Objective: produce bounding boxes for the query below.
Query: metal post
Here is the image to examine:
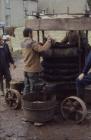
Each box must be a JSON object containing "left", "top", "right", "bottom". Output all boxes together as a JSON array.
[
  {"left": 78, "top": 31, "right": 82, "bottom": 73},
  {"left": 42, "top": 30, "right": 45, "bottom": 43},
  {"left": 37, "top": 30, "right": 40, "bottom": 42}
]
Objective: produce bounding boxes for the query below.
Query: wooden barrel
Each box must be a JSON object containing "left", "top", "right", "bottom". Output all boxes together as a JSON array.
[{"left": 22, "top": 95, "right": 56, "bottom": 122}]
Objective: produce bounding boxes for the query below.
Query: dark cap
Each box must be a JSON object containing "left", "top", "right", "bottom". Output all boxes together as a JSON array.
[{"left": 23, "top": 28, "right": 32, "bottom": 37}]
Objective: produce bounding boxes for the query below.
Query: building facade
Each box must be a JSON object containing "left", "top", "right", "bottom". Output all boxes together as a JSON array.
[
  {"left": 0, "top": 0, "right": 37, "bottom": 27},
  {"left": 38, "top": 0, "right": 88, "bottom": 14}
]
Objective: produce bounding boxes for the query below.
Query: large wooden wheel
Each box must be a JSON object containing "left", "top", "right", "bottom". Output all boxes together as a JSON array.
[
  {"left": 60, "top": 96, "right": 87, "bottom": 123},
  {"left": 5, "top": 89, "right": 21, "bottom": 110}
]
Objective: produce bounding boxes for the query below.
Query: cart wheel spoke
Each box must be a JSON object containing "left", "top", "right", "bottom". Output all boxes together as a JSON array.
[
  {"left": 65, "top": 99, "right": 73, "bottom": 106},
  {"left": 76, "top": 110, "right": 83, "bottom": 115},
  {"left": 62, "top": 106, "right": 71, "bottom": 111}
]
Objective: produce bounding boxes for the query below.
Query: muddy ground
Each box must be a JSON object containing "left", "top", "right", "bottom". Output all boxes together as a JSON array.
[{"left": 1, "top": 59, "right": 91, "bottom": 140}]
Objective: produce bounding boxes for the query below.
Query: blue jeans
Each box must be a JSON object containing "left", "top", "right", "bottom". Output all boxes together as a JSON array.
[
  {"left": 76, "top": 72, "right": 91, "bottom": 100},
  {"left": 23, "top": 72, "right": 41, "bottom": 95}
]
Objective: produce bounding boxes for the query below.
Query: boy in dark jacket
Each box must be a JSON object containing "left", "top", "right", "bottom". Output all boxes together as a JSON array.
[{"left": 0, "top": 36, "right": 15, "bottom": 95}]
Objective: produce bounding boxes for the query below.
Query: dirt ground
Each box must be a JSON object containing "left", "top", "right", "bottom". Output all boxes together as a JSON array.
[{"left": 1, "top": 59, "right": 91, "bottom": 140}]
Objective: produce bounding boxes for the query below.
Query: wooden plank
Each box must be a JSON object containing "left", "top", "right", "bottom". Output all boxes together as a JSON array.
[{"left": 25, "top": 17, "right": 91, "bottom": 31}]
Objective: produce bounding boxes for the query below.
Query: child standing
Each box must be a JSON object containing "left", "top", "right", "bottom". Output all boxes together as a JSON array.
[{"left": 21, "top": 28, "right": 52, "bottom": 96}]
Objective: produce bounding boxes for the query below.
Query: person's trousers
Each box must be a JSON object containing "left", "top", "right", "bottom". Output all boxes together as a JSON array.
[
  {"left": 0, "top": 69, "right": 11, "bottom": 93},
  {"left": 0, "top": 75, "right": 4, "bottom": 93},
  {"left": 76, "top": 72, "right": 91, "bottom": 100},
  {"left": 4, "top": 69, "right": 11, "bottom": 89},
  {"left": 23, "top": 72, "right": 41, "bottom": 95}
]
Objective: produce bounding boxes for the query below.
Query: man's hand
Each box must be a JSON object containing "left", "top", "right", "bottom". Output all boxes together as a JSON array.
[
  {"left": 47, "top": 36, "right": 52, "bottom": 42},
  {"left": 47, "top": 36, "right": 55, "bottom": 45},
  {"left": 78, "top": 73, "right": 85, "bottom": 80}
]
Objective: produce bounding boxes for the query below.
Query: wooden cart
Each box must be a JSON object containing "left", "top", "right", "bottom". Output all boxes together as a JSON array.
[{"left": 5, "top": 16, "right": 91, "bottom": 123}]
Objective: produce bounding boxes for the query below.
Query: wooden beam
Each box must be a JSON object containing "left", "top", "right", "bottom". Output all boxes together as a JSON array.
[{"left": 25, "top": 17, "right": 91, "bottom": 31}]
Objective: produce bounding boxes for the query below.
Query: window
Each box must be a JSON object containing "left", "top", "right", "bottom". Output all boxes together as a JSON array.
[
  {"left": 5, "top": 0, "right": 10, "bottom": 9},
  {"left": 6, "top": 0, "right": 9, "bottom": 4},
  {"left": 5, "top": 15, "right": 11, "bottom": 26}
]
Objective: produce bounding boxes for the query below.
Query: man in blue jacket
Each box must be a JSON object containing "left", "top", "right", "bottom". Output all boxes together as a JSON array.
[
  {"left": 76, "top": 51, "right": 91, "bottom": 100},
  {"left": 0, "top": 36, "right": 16, "bottom": 95}
]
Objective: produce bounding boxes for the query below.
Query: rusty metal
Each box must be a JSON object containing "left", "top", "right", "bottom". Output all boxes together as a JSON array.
[
  {"left": 23, "top": 95, "right": 56, "bottom": 122},
  {"left": 60, "top": 96, "right": 87, "bottom": 123},
  {"left": 5, "top": 89, "right": 21, "bottom": 110}
]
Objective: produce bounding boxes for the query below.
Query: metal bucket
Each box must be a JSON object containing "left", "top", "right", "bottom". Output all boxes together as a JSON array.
[{"left": 22, "top": 95, "right": 56, "bottom": 122}]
